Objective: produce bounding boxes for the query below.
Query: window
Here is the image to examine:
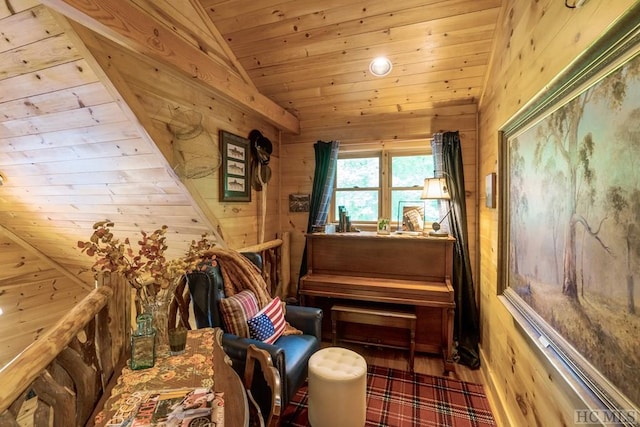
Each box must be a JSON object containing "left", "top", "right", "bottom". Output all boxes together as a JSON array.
[
  {"left": 332, "top": 150, "right": 440, "bottom": 229},
  {"left": 334, "top": 155, "right": 380, "bottom": 222}
]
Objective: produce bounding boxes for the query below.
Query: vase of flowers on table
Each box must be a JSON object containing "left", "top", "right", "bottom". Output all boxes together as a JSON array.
[{"left": 78, "top": 221, "right": 217, "bottom": 353}]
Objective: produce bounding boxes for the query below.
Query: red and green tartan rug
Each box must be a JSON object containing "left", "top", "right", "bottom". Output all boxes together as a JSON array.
[{"left": 281, "top": 365, "right": 496, "bottom": 427}]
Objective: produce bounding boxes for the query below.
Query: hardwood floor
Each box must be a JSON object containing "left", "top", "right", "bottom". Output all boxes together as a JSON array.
[{"left": 321, "top": 340, "right": 484, "bottom": 384}]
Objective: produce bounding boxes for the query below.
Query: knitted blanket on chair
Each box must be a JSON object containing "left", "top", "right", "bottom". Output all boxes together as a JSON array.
[{"left": 204, "top": 247, "right": 301, "bottom": 336}]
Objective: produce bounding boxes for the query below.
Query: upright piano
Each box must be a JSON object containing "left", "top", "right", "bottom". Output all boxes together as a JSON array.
[{"left": 299, "top": 231, "right": 456, "bottom": 373}]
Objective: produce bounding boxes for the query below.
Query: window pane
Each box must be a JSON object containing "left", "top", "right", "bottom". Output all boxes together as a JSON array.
[
  {"left": 335, "top": 190, "right": 378, "bottom": 221},
  {"left": 336, "top": 157, "right": 379, "bottom": 188},
  {"left": 391, "top": 190, "right": 421, "bottom": 222},
  {"left": 391, "top": 155, "right": 433, "bottom": 187},
  {"left": 424, "top": 200, "right": 441, "bottom": 223},
  {"left": 391, "top": 190, "right": 440, "bottom": 223}
]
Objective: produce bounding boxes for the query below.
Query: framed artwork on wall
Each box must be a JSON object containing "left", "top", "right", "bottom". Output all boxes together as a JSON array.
[
  {"left": 498, "top": 4, "right": 640, "bottom": 417},
  {"left": 220, "top": 130, "right": 251, "bottom": 202},
  {"left": 485, "top": 173, "right": 496, "bottom": 209},
  {"left": 289, "top": 194, "right": 310, "bottom": 212}
]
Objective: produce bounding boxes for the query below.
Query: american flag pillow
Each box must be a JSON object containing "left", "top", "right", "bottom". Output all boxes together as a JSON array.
[{"left": 247, "top": 297, "right": 286, "bottom": 344}]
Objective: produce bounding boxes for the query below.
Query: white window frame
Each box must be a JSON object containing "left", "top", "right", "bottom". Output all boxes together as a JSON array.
[{"left": 330, "top": 148, "right": 433, "bottom": 231}]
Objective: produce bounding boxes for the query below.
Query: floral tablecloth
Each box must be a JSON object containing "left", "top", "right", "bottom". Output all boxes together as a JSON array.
[{"left": 94, "top": 328, "right": 218, "bottom": 426}]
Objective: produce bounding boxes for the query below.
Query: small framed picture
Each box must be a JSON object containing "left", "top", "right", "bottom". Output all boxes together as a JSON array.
[
  {"left": 220, "top": 130, "right": 251, "bottom": 202},
  {"left": 289, "top": 194, "right": 310, "bottom": 212}
]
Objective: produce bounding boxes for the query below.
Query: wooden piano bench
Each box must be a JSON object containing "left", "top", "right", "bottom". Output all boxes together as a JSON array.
[{"left": 331, "top": 304, "right": 417, "bottom": 372}]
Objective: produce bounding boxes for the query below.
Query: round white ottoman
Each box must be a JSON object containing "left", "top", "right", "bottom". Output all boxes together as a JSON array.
[{"left": 307, "top": 347, "right": 367, "bottom": 427}]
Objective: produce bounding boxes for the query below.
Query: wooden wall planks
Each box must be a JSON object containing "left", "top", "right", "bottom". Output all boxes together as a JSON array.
[
  {"left": 74, "top": 29, "right": 284, "bottom": 250},
  {"left": 0, "top": 233, "right": 89, "bottom": 367},
  {"left": 477, "top": 0, "right": 638, "bottom": 425}
]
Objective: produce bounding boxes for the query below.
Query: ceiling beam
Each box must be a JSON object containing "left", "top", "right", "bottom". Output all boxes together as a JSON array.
[{"left": 40, "top": 0, "right": 300, "bottom": 134}]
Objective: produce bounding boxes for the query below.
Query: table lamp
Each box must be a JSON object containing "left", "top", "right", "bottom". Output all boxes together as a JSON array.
[{"left": 421, "top": 177, "right": 451, "bottom": 237}]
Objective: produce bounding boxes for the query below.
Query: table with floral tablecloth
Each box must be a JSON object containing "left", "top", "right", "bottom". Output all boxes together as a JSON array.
[{"left": 94, "top": 328, "right": 221, "bottom": 426}]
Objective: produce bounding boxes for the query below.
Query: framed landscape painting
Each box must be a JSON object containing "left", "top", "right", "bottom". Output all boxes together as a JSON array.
[{"left": 498, "top": 5, "right": 640, "bottom": 420}]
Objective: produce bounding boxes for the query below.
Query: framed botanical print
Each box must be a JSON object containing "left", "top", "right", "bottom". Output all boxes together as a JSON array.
[{"left": 220, "top": 130, "right": 250, "bottom": 202}]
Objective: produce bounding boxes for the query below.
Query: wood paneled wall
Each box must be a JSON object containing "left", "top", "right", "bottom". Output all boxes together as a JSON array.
[
  {"left": 0, "top": 1, "right": 214, "bottom": 365},
  {"left": 73, "top": 27, "right": 283, "bottom": 250},
  {"left": 477, "top": 0, "right": 637, "bottom": 425},
  {"left": 0, "top": 232, "right": 88, "bottom": 366}
]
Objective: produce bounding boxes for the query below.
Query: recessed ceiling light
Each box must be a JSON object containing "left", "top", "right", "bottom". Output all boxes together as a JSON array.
[{"left": 369, "top": 57, "right": 392, "bottom": 77}]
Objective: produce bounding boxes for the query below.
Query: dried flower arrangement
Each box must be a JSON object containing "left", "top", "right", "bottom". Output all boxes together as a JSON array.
[{"left": 78, "top": 221, "right": 217, "bottom": 306}]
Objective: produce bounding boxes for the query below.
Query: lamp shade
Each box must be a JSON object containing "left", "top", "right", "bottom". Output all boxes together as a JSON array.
[{"left": 421, "top": 177, "right": 450, "bottom": 200}]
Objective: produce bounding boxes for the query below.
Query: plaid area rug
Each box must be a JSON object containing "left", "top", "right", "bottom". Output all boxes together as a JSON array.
[{"left": 281, "top": 365, "right": 496, "bottom": 427}]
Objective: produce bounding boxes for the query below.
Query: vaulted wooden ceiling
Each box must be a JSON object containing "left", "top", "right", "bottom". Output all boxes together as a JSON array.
[
  {"left": 206, "top": 0, "right": 502, "bottom": 145},
  {"left": 204, "top": 0, "right": 501, "bottom": 126},
  {"left": 46, "top": 0, "right": 502, "bottom": 141}
]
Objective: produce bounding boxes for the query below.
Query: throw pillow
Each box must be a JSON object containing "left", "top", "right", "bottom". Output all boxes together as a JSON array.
[
  {"left": 246, "top": 313, "right": 275, "bottom": 342},
  {"left": 219, "top": 290, "right": 259, "bottom": 338},
  {"left": 247, "top": 297, "right": 286, "bottom": 344}
]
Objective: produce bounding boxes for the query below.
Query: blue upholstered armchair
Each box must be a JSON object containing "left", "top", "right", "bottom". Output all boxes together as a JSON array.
[{"left": 186, "top": 252, "right": 322, "bottom": 407}]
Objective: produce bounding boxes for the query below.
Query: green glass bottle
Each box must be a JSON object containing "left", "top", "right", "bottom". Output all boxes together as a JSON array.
[{"left": 130, "top": 313, "right": 156, "bottom": 370}]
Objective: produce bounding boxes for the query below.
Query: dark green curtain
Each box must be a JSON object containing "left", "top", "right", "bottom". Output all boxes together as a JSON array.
[
  {"left": 297, "top": 140, "right": 340, "bottom": 298},
  {"left": 442, "top": 131, "right": 480, "bottom": 369}
]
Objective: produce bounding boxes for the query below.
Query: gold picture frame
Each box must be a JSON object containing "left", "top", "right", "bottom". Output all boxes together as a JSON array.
[{"left": 498, "top": 4, "right": 640, "bottom": 415}]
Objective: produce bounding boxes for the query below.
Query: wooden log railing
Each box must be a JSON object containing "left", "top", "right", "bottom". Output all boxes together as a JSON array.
[
  {"left": 0, "top": 274, "right": 130, "bottom": 427},
  {"left": 0, "top": 236, "right": 289, "bottom": 426},
  {"left": 239, "top": 232, "right": 290, "bottom": 298},
  {"left": 169, "top": 235, "right": 290, "bottom": 330}
]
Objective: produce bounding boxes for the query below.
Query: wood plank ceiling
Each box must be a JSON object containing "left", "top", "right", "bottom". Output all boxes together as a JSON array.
[{"left": 202, "top": 0, "right": 502, "bottom": 143}]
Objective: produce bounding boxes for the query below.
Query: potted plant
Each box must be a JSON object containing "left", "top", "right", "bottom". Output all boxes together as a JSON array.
[{"left": 377, "top": 218, "right": 390, "bottom": 235}]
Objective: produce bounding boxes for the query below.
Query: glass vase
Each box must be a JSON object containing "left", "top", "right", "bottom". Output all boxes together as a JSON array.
[
  {"left": 144, "top": 300, "right": 169, "bottom": 355},
  {"left": 130, "top": 313, "right": 156, "bottom": 370}
]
